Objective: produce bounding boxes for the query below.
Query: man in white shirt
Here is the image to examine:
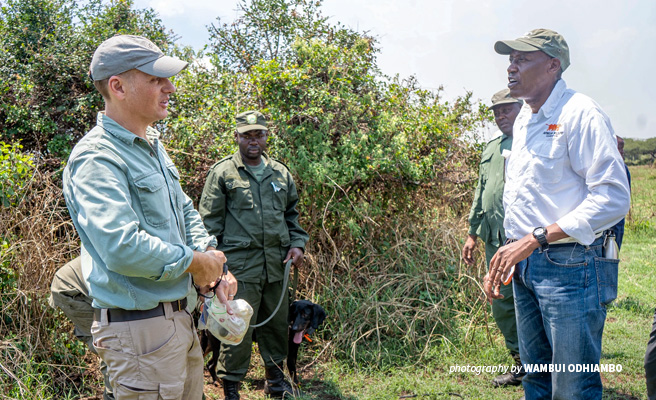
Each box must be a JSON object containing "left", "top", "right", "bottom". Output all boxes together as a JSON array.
[{"left": 485, "top": 29, "right": 630, "bottom": 400}]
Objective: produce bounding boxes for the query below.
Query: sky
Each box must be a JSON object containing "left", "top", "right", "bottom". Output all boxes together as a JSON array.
[{"left": 134, "top": 0, "right": 656, "bottom": 140}]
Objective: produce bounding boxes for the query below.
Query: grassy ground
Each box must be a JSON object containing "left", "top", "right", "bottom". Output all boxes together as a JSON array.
[{"left": 228, "top": 165, "right": 654, "bottom": 400}]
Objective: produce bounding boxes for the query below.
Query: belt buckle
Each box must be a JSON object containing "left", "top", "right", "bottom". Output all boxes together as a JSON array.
[{"left": 175, "top": 299, "right": 183, "bottom": 311}]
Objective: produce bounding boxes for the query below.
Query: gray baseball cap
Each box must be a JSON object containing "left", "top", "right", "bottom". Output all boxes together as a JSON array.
[
  {"left": 236, "top": 111, "right": 268, "bottom": 133},
  {"left": 490, "top": 88, "right": 523, "bottom": 109},
  {"left": 90, "top": 35, "right": 188, "bottom": 81},
  {"left": 494, "top": 28, "right": 570, "bottom": 72}
]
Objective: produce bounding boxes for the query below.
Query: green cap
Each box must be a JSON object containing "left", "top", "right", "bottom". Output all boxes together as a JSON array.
[
  {"left": 494, "top": 28, "right": 570, "bottom": 72},
  {"left": 90, "top": 35, "right": 188, "bottom": 81},
  {"left": 490, "top": 88, "right": 523, "bottom": 109},
  {"left": 236, "top": 111, "right": 268, "bottom": 133}
]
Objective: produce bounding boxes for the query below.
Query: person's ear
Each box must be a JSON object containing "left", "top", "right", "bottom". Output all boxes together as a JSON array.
[
  {"left": 548, "top": 57, "right": 561, "bottom": 75},
  {"left": 107, "top": 75, "right": 127, "bottom": 101}
]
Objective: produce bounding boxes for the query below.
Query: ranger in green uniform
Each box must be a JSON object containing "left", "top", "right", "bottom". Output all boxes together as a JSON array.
[
  {"left": 462, "top": 89, "right": 525, "bottom": 387},
  {"left": 199, "top": 111, "right": 309, "bottom": 400}
]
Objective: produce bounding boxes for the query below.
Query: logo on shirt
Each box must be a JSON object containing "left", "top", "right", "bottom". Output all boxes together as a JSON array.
[{"left": 543, "top": 123, "right": 564, "bottom": 138}]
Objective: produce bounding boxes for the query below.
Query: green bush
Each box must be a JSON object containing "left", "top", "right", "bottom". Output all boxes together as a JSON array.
[
  {"left": 0, "top": 141, "right": 34, "bottom": 207},
  {"left": 0, "top": 0, "right": 176, "bottom": 159}
]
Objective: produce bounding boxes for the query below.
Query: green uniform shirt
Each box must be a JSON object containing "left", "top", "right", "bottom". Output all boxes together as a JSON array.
[
  {"left": 467, "top": 133, "right": 512, "bottom": 247},
  {"left": 199, "top": 152, "right": 309, "bottom": 283}
]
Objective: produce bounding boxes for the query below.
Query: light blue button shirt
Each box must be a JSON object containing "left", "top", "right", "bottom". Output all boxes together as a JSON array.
[{"left": 63, "top": 113, "right": 217, "bottom": 309}]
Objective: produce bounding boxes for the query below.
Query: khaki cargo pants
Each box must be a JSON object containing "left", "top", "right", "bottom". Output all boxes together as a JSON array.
[{"left": 92, "top": 304, "right": 204, "bottom": 399}]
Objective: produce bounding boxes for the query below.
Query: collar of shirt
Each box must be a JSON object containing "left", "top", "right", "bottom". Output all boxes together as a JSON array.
[
  {"left": 232, "top": 151, "right": 271, "bottom": 170},
  {"left": 537, "top": 79, "right": 567, "bottom": 120},
  {"left": 96, "top": 112, "right": 160, "bottom": 146}
]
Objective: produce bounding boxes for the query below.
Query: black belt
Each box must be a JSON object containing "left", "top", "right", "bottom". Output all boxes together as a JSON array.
[{"left": 94, "top": 298, "right": 187, "bottom": 323}]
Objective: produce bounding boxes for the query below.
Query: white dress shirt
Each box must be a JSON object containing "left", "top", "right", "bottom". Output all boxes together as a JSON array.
[{"left": 503, "top": 79, "right": 630, "bottom": 245}]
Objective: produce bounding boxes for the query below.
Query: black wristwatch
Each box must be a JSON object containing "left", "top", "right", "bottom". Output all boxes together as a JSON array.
[{"left": 532, "top": 227, "right": 549, "bottom": 252}]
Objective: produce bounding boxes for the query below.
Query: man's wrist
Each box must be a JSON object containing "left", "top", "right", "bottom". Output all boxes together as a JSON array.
[{"left": 531, "top": 227, "right": 549, "bottom": 251}]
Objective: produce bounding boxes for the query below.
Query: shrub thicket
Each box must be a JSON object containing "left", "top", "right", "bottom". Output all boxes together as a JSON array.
[
  {"left": 1, "top": 0, "right": 492, "bottom": 396},
  {"left": 0, "top": 0, "right": 174, "bottom": 158}
]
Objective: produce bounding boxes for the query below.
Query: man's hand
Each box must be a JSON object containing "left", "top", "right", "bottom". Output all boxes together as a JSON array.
[
  {"left": 462, "top": 234, "right": 478, "bottom": 266},
  {"left": 482, "top": 272, "right": 497, "bottom": 305},
  {"left": 186, "top": 250, "right": 227, "bottom": 287},
  {"left": 485, "top": 223, "right": 568, "bottom": 302},
  {"left": 284, "top": 247, "right": 304, "bottom": 268},
  {"left": 212, "top": 271, "right": 238, "bottom": 314},
  {"left": 485, "top": 235, "right": 537, "bottom": 301}
]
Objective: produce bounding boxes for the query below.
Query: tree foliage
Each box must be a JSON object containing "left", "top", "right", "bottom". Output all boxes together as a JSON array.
[
  {"left": 0, "top": 0, "right": 175, "bottom": 159},
  {"left": 624, "top": 137, "right": 656, "bottom": 166}
]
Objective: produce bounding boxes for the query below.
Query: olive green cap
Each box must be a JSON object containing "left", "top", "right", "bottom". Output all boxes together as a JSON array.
[
  {"left": 236, "top": 110, "right": 268, "bottom": 133},
  {"left": 490, "top": 88, "right": 523, "bottom": 109},
  {"left": 494, "top": 28, "right": 570, "bottom": 72},
  {"left": 90, "top": 35, "right": 187, "bottom": 81}
]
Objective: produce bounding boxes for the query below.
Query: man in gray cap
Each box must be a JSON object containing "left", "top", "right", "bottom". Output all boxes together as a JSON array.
[
  {"left": 200, "top": 110, "right": 309, "bottom": 400},
  {"left": 62, "top": 35, "right": 237, "bottom": 399},
  {"left": 463, "top": 88, "right": 524, "bottom": 388},
  {"left": 485, "top": 29, "right": 630, "bottom": 399}
]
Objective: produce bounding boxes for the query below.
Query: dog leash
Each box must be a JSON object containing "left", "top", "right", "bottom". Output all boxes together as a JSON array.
[{"left": 251, "top": 259, "right": 294, "bottom": 328}]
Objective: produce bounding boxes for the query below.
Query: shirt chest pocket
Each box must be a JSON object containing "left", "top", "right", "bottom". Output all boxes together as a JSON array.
[
  {"left": 226, "top": 179, "right": 254, "bottom": 210},
  {"left": 271, "top": 179, "right": 288, "bottom": 211},
  {"left": 528, "top": 134, "right": 568, "bottom": 184},
  {"left": 133, "top": 173, "right": 170, "bottom": 227}
]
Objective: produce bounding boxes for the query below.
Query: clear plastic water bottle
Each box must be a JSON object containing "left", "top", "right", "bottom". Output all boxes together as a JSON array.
[{"left": 205, "top": 298, "right": 253, "bottom": 345}]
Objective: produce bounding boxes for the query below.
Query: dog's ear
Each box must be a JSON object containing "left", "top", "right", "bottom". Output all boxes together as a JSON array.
[
  {"left": 288, "top": 301, "right": 299, "bottom": 324},
  {"left": 311, "top": 304, "right": 326, "bottom": 330}
]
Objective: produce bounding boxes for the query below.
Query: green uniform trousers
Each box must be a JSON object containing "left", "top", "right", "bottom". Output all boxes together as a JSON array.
[
  {"left": 49, "top": 257, "right": 114, "bottom": 400},
  {"left": 218, "top": 268, "right": 289, "bottom": 382},
  {"left": 486, "top": 242, "right": 520, "bottom": 355}
]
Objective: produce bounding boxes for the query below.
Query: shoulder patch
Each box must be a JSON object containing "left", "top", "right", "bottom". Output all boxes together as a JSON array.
[
  {"left": 209, "top": 155, "right": 234, "bottom": 171},
  {"left": 486, "top": 135, "right": 503, "bottom": 145}
]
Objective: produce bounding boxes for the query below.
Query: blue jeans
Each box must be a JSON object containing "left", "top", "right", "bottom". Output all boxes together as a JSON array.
[{"left": 512, "top": 236, "right": 618, "bottom": 400}]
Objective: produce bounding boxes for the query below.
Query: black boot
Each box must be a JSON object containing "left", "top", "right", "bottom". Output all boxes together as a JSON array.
[
  {"left": 222, "top": 379, "right": 240, "bottom": 400},
  {"left": 492, "top": 353, "right": 526, "bottom": 387},
  {"left": 264, "top": 364, "right": 298, "bottom": 398}
]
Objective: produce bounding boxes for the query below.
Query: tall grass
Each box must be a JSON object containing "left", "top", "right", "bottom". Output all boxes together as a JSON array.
[{"left": 0, "top": 166, "right": 101, "bottom": 399}]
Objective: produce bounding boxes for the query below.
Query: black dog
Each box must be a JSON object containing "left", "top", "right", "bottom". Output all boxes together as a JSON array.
[
  {"left": 287, "top": 299, "right": 326, "bottom": 384},
  {"left": 200, "top": 328, "right": 222, "bottom": 383},
  {"left": 201, "top": 299, "right": 326, "bottom": 384}
]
